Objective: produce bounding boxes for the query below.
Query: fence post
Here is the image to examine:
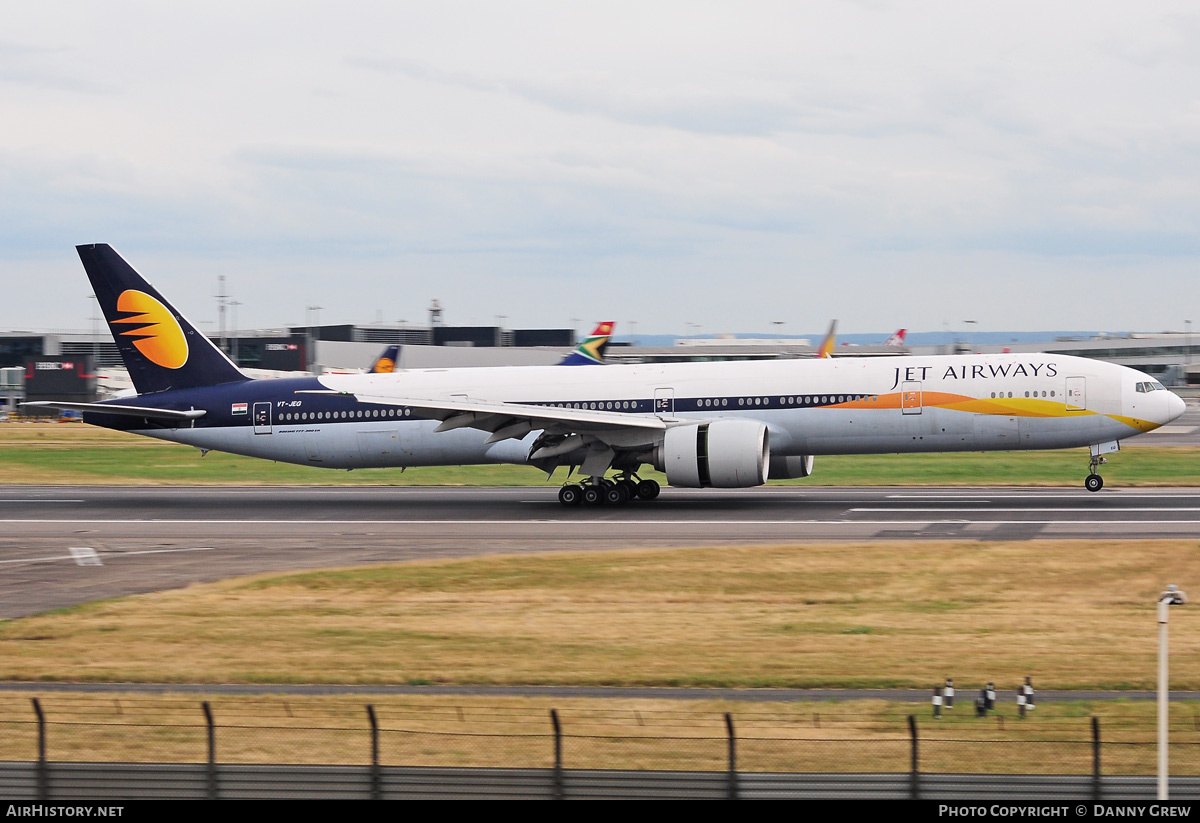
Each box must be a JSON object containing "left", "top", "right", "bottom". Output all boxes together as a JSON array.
[
  {"left": 32, "top": 698, "right": 46, "bottom": 802},
  {"left": 725, "top": 712, "right": 738, "bottom": 800},
  {"left": 367, "top": 705, "right": 380, "bottom": 801},
  {"left": 202, "top": 701, "right": 217, "bottom": 800},
  {"left": 551, "top": 709, "right": 563, "bottom": 800},
  {"left": 908, "top": 715, "right": 919, "bottom": 801},
  {"left": 1092, "top": 716, "right": 1101, "bottom": 803}
]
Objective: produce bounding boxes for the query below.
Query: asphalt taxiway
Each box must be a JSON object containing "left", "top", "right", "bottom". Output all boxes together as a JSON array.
[{"left": 3, "top": 484, "right": 1200, "bottom": 618}]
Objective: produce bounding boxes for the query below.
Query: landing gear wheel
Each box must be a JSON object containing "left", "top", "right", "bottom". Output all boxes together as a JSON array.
[
  {"left": 616, "top": 479, "right": 638, "bottom": 500},
  {"left": 604, "top": 483, "right": 631, "bottom": 505},
  {"left": 558, "top": 485, "right": 583, "bottom": 506},
  {"left": 1085, "top": 474, "right": 1103, "bottom": 493},
  {"left": 582, "top": 485, "right": 604, "bottom": 505},
  {"left": 635, "top": 479, "right": 661, "bottom": 500}
]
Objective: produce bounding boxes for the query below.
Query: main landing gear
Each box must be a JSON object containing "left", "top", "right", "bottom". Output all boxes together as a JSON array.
[{"left": 558, "top": 474, "right": 661, "bottom": 506}]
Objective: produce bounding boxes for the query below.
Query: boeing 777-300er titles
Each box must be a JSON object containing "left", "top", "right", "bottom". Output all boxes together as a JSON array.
[{"left": 25, "top": 245, "right": 1187, "bottom": 506}]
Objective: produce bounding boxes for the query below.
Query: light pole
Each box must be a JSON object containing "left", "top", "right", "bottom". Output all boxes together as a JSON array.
[
  {"left": 1158, "top": 584, "right": 1187, "bottom": 800},
  {"left": 88, "top": 294, "right": 99, "bottom": 368},
  {"left": 306, "top": 305, "right": 322, "bottom": 373},
  {"left": 228, "top": 300, "right": 241, "bottom": 365}
]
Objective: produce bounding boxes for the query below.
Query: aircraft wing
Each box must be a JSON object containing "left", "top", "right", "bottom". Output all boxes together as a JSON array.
[
  {"left": 21, "top": 401, "right": 206, "bottom": 421},
  {"left": 298, "top": 389, "right": 669, "bottom": 445}
]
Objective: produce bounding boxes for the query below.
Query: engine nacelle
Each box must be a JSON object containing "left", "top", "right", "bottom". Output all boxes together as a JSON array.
[
  {"left": 768, "top": 454, "right": 815, "bottom": 479},
  {"left": 656, "top": 420, "right": 769, "bottom": 488}
]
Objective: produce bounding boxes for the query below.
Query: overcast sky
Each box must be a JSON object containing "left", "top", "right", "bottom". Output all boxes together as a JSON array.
[{"left": 3, "top": 2, "right": 1198, "bottom": 338}]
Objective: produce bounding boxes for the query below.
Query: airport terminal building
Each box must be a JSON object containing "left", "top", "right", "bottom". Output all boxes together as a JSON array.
[{"left": 2, "top": 325, "right": 1198, "bottom": 414}]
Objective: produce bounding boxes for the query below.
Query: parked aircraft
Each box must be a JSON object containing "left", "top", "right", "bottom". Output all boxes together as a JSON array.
[
  {"left": 25, "top": 245, "right": 1186, "bottom": 505},
  {"left": 816, "top": 320, "right": 836, "bottom": 358},
  {"left": 558, "top": 321, "right": 615, "bottom": 366},
  {"left": 368, "top": 346, "right": 400, "bottom": 374},
  {"left": 884, "top": 329, "right": 907, "bottom": 347},
  {"left": 361, "top": 322, "right": 611, "bottom": 374}
]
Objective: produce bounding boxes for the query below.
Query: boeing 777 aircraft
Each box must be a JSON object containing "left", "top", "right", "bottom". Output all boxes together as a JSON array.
[{"left": 26, "top": 245, "right": 1186, "bottom": 506}]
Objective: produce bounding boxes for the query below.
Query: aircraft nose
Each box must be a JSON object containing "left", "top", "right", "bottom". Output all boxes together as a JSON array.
[{"left": 1167, "top": 391, "right": 1186, "bottom": 423}]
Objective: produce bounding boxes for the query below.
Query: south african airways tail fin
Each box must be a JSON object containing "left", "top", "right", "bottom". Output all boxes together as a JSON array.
[
  {"left": 558, "top": 321, "right": 614, "bottom": 366},
  {"left": 76, "top": 244, "right": 249, "bottom": 395}
]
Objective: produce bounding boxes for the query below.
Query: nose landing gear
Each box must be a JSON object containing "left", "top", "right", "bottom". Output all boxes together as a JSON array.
[
  {"left": 1084, "top": 440, "right": 1120, "bottom": 492},
  {"left": 1085, "top": 455, "right": 1106, "bottom": 493}
]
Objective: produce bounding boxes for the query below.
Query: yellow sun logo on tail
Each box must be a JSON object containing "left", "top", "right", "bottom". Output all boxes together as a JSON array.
[{"left": 110, "top": 290, "right": 189, "bottom": 369}]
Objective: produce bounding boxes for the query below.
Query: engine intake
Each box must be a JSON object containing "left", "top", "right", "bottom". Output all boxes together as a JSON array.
[{"left": 656, "top": 420, "right": 769, "bottom": 488}]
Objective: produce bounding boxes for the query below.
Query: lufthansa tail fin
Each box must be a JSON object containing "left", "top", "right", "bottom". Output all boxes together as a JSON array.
[
  {"left": 559, "top": 321, "right": 614, "bottom": 366},
  {"left": 369, "top": 345, "right": 400, "bottom": 374},
  {"left": 77, "top": 244, "right": 249, "bottom": 395}
]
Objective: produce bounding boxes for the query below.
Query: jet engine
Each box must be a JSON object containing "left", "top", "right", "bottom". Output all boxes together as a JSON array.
[
  {"left": 655, "top": 420, "right": 769, "bottom": 488},
  {"left": 768, "top": 454, "right": 815, "bottom": 479}
]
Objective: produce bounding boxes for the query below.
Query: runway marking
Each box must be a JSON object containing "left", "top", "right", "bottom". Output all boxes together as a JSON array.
[
  {"left": 0, "top": 499, "right": 84, "bottom": 503},
  {"left": 0, "top": 546, "right": 214, "bottom": 566},
  {"left": 854, "top": 507, "right": 1200, "bottom": 513},
  {"left": 68, "top": 547, "right": 102, "bottom": 566},
  {"left": 112, "top": 547, "right": 216, "bottom": 557},
  {"left": 3, "top": 518, "right": 1200, "bottom": 527}
]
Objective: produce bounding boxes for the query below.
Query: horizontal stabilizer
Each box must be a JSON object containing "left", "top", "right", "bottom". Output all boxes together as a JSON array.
[{"left": 21, "top": 401, "right": 206, "bottom": 421}]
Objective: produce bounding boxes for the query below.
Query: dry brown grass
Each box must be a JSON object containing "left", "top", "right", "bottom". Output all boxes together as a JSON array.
[
  {"left": 2, "top": 541, "right": 1198, "bottom": 690},
  {"left": 1, "top": 693, "right": 1196, "bottom": 774}
]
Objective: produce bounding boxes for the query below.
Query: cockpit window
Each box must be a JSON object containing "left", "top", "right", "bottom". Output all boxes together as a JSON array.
[
  {"left": 1136, "top": 382, "right": 1147, "bottom": 393},
  {"left": 1151, "top": 381, "right": 1165, "bottom": 391}
]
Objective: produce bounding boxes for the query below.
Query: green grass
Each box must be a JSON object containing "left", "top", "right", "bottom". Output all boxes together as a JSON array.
[{"left": 2, "top": 423, "right": 1199, "bottom": 485}]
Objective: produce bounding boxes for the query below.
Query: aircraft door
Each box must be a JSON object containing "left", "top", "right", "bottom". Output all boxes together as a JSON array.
[
  {"left": 1066, "top": 377, "right": 1086, "bottom": 411},
  {"left": 654, "top": 388, "right": 674, "bottom": 417},
  {"left": 253, "top": 402, "right": 272, "bottom": 435},
  {"left": 901, "top": 381, "right": 922, "bottom": 415}
]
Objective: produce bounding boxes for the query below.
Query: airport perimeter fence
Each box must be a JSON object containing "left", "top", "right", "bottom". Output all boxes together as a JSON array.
[{"left": 1, "top": 698, "right": 1200, "bottom": 799}]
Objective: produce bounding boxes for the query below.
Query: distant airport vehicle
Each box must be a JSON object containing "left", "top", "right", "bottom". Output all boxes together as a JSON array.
[
  {"left": 24, "top": 245, "right": 1186, "bottom": 505},
  {"left": 884, "top": 329, "right": 907, "bottom": 347}
]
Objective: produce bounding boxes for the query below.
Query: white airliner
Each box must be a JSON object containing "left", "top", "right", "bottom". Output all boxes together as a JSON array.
[{"left": 26, "top": 245, "right": 1186, "bottom": 505}]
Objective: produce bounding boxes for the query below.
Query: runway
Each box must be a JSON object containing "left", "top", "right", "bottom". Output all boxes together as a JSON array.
[{"left": 3, "top": 484, "right": 1200, "bottom": 617}]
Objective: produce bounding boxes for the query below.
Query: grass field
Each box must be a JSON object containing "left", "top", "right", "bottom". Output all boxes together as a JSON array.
[
  {"left": 2, "top": 692, "right": 1196, "bottom": 773},
  {"left": 2, "top": 541, "right": 1198, "bottom": 690},
  {"left": 4, "top": 425, "right": 1199, "bottom": 771},
  {"left": 2, "top": 422, "right": 1199, "bottom": 486}
]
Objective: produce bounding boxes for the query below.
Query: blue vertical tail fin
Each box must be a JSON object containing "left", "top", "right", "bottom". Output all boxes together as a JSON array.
[
  {"left": 77, "top": 244, "right": 249, "bottom": 394},
  {"left": 369, "top": 345, "right": 400, "bottom": 373}
]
